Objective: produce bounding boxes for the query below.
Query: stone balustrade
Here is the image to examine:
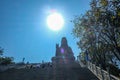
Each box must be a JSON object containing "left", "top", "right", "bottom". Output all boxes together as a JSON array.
[{"left": 87, "top": 61, "right": 120, "bottom": 80}]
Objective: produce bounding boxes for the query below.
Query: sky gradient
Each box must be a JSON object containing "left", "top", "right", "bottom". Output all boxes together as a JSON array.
[{"left": 0, "top": 0, "right": 90, "bottom": 63}]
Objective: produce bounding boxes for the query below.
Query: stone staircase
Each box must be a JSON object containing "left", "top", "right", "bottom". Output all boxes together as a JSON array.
[{"left": 0, "top": 63, "right": 99, "bottom": 80}]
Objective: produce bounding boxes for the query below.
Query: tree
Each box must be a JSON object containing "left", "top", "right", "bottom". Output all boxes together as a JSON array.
[
  {"left": 0, "top": 57, "right": 14, "bottom": 65},
  {"left": 72, "top": 0, "right": 120, "bottom": 70},
  {"left": 0, "top": 47, "right": 4, "bottom": 56},
  {"left": 0, "top": 47, "right": 14, "bottom": 65}
]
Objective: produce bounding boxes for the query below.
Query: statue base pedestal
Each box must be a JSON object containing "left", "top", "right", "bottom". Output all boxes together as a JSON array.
[{"left": 52, "top": 56, "right": 75, "bottom": 67}]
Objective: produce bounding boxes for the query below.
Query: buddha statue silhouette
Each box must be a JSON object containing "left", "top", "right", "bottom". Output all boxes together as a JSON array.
[{"left": 52, "top": 37, "right": 75, "bottom": 65}]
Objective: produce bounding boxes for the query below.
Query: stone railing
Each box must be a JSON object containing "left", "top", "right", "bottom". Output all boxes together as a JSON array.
[
  {"left": 87, "top": 61, "right": 120, "bottom": 80},
  {"left": 0, "top": 64, "right": 26, "bottom": 72}
]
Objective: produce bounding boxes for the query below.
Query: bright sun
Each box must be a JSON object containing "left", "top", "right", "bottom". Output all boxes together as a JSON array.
[{"left": 47, "top": 12, "right": 64, "bottom": 31}]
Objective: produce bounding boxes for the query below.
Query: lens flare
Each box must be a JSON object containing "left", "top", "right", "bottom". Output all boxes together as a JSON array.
[{"left": 61, "top": 48, "right": 64, "bottom": 54}]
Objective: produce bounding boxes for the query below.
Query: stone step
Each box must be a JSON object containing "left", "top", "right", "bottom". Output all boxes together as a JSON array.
[{"left": 0, "top": 63, "right": 99, "bottom": 80}]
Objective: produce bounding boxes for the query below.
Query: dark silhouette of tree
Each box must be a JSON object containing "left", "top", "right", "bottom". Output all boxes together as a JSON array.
[
  {"left": 0, "top": 47, "right": 14, "bottom": 65},
  {"left": 72, "top": 0, "right": 120, "bottom": 71},
  {"left": 0, "top": 57, "right": 14, "bottom": 65},
  {"left": 0, "top": 47, "right": 4, "bottom": 56}
]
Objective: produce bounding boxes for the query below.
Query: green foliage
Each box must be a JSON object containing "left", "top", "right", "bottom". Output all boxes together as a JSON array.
[
  {"left": 0, "top": 47, "right": 14, "bottom": 65},
  {"left": 80, "top": 52, "right": 87, "bottom": 65},
  {"left": 0, "top": 47, "right": 4, "bottom": 56},
  {"left": 0, "top": 57, "right": 14, "bottom": 65},
  {"left": 72, "top": 0, "right": 120, "bottom": 70}
]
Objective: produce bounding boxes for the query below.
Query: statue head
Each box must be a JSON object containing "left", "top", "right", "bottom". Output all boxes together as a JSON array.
[{"left": 61, "top": 37, "right": 68, "bottom": 47}]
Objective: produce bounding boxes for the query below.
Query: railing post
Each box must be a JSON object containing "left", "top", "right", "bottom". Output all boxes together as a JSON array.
[
  {"left": 107, "top": 67, "right": 111, "bottom": 80},
  {"left": 99, "top": 64, "right": 104, "bottom": 80},
  {"left": 87, "top": 61, "right": 88, "bottom": 68},
  {"left": 95, "top": 63, "right": 98, "bottom": 76},
  {"left": 93, "top": 64, "right": 96, "bottom": 73},
  {"left": 89, "top": 62, "right": 91, "bottom": 70},
  {"left": 92, "top": 63, "right": 94, "bottom": 72}
]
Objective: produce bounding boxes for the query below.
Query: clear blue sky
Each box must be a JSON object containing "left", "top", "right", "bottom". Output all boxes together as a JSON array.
[{"left": 0, "top": 0, "right": 90, "bottom": 63}]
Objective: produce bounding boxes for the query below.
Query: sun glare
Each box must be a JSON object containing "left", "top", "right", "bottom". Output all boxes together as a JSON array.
[{"left": 47, "top": 12, "right": 64, "bottom": 31}]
